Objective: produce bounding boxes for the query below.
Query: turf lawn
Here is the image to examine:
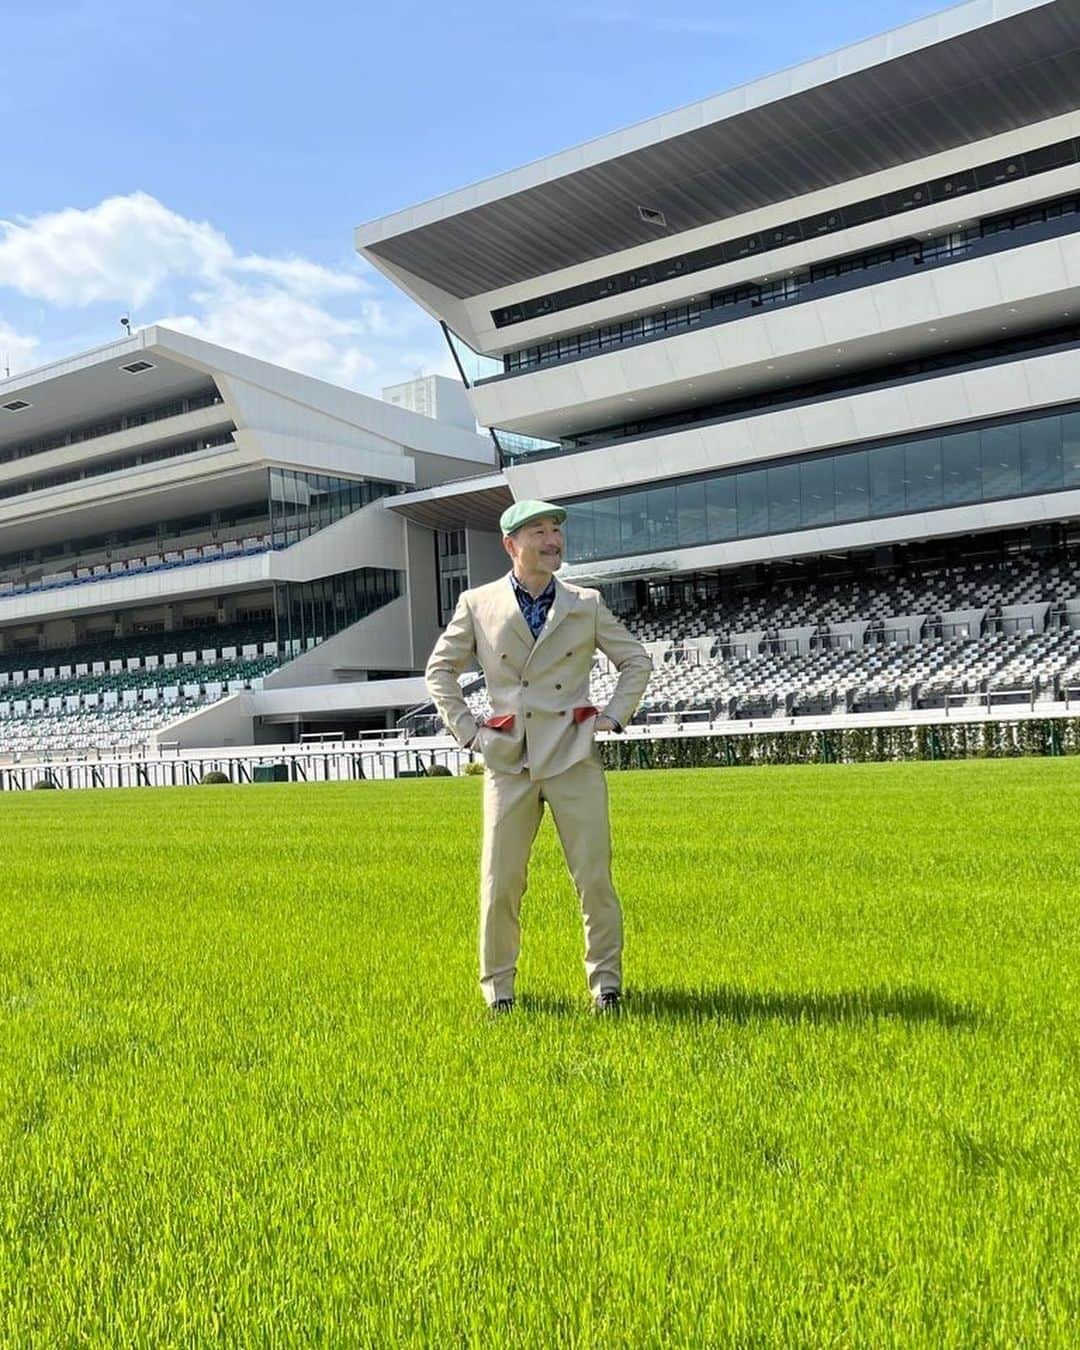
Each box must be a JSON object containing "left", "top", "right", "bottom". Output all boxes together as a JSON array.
[{"left": 1, "top": 759, "right": 1077, "bottom": 1346}]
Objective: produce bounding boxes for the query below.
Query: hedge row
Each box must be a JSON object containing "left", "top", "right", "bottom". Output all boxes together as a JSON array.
[{"left": 597, "top": 719, "right": 1080, "bottom": 770}]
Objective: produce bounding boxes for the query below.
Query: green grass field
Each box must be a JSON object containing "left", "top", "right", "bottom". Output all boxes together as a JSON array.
[{"left": 1, "top": 760, "right": 1077, "bottom": 1346}]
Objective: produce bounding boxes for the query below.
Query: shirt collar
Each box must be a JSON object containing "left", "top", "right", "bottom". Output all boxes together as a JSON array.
[{"left": 509, "top": 572, "right": 556, "bottom": 602}]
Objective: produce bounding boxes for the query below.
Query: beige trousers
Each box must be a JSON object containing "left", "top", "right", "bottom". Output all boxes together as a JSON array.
[{"left": 479, "top": 751, "right": 623, "bottom": 1005}]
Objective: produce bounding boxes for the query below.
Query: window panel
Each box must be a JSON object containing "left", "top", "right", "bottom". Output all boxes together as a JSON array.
[
  {"left": 675, "top": 479, "right": 707, "bottom": 546},
  {"left": 1062, "top": 411, "right": 1080, "bottom": 486},
  {"left": 593, "top": 498, "right": 621, "bottom": 557},
  {"left": 981, "top": 423, "right": 1022, "bottom": 498},
  {"left": 904, "top": 437, "right": 943, "bottom": 511},
  {"left": 1021, "top": 415, "right": 1063, "bottom": 492},
  {"left": 645, "top": 485, "right": 677, "bottom": 550},
  {"left": 833, "top": 451, "right": 868, "bottom": 522},
  {"left": 800, "top": 455, "right": 835, "bottom": 526},
  {"left": 942, "top": 430, "right": 981, "bottom": 505},
  {"left": 736, "top": 469, "right": 768, "bottom": 537},
  {"left": 767, "top": 463, "right": 801, "bottom": 532},
  {"left": 619, "top": 490, "right": 651, "bottom": 554},
  {"left": 565, "top": 502, "right": 595, "bottom": 562},
  {"left": 705, "top": 477, "right": 737, "bottom": 541},
  {"left": 868, "top": 443, "right": 906, "bottom": 515}
]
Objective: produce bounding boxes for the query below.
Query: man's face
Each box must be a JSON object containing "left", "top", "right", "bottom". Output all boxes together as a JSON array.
[{"left": 504, "top": 516, "right": 564, "bottom": 575}]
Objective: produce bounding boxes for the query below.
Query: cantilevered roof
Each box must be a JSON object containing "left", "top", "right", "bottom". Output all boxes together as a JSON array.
[
  {"left": 356, "top": 0, "right": 1080, "bottom": 297},
  {"left": 384, "top": 472, "right": 512, "bottom": 532}
]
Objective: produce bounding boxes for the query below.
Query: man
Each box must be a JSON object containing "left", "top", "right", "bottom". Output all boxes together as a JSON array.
[{"left": 425, "top": 498, "right": 651, "bottom": 1017}]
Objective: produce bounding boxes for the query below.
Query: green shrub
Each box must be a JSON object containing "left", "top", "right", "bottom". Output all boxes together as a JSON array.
[
  {"left": 464, "top": 761, "right": 485, "bottom": 776},
  {"left": 31, "top": 778, "right": 58, "bottom": 790},
  {"left": 427, "top": 764, "right": 453, "bottom": 777},
  {"left": 596, "top": 718, "right": 1080, "bottom": 771},
  {"left": 200, "top": 771, "right": 231, "bottom": 785}
]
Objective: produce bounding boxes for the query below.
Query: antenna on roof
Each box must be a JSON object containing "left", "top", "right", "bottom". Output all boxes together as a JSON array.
[
  {"left": 120, "top": 316, "right": 132, "bottom": 337},
  {"left": 2, "top": 354, "right": 9, "bottom": 378}
]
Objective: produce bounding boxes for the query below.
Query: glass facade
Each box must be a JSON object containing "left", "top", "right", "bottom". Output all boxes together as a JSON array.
[
  {"left": 443, "top": 326, "right": 503, "bottom": 386},
  {"left": 1, "top": 387, "right": 223, "bottom": 467},
  {"left": 491, "top": 135, "right": 1078, "bottom": 329},
  {"left": 563, "top": 406, "right": 1080, "bottom": 563},
  {"left": 268, "top": 468, "right": 401, "bottom": 549},
  {"left": 500, "top": 321, "right": 1080, "bottom": 463},
  {"left": 1, "top": 468, "right": 401, "bottom": 589},
  {"left": 274, "top": 566, "right": 404, "bottom": 655},
  {"left": 436, "top": 529, "right": 468, "bottom": 625},
  {"left": 0, "top": 429, "right": 236, "bottom": 502},
  {"left": 495, "top": 190, "right": 1080, "bottom": 380}
]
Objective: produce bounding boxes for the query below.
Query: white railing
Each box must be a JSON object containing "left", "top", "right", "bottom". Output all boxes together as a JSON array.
[{"left": 3, "top": 694, "right": 1079, "bottom": 790}]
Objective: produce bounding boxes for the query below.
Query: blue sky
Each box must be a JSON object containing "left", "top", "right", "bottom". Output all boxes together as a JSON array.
[{"left": 1, "top": 0, "right": 949, "bottom": 391}]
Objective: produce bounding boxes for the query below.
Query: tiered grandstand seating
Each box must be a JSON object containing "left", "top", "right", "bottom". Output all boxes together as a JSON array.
[
  {"left": 0, "top": 621, "right": 282, "bottom": 756},
  {"left": 430, "top": 548, "right": 1080, "bottom": 732},
  {"left": 0, "top": 700, "right": 214, "bottom": 756},
  {"left": 0, "top": 619, "right": 275, "bottom": 676},
  {"left": 584, "top": 628, "right": 1080, "bottom": 720},
  {"left": 0, "top": 533, "right": 275, "bottom": 601},
  {"left": 630, "top": 552, "right": 1080, "bottom": 643}
]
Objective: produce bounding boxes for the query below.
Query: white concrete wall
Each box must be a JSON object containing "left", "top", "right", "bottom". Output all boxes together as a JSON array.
[
  {"left": 253, "top": 675, "right": 430, "bottom": 720},
  {"left": 263, "top": 594, "right": 414, "bottom": 689},
  {"left": 471, "top": 232, "right": 1080, "bottom": 438},
  {"left": 509, "top": 338, "right": 1080, "bottom": 500},
  {"left": 269, "top": 496, "right": 408, "bottom": 583},
  {"left": 0, "top": 440, "right": 254, "bottom": 539},
  {"left": 232, "top": 428, "right": 414, "bottom": 486},
  {"left": 0, "top": 403, "right": 230, "bottom": 492},
  {"left": 152, "top": 692, "right": 256, "bottom": 750},
  {"left": 0, "top": 551, "right": 272, "bottom": 624},
  {"left": 463, "top": 114, "right": 1080, "bottom": 354},
  {"left": 405, "top": 522, "right": 438, "bottom": 670},
  {"left": 467, "top": 529, "right": 507, "bottom": 586}
]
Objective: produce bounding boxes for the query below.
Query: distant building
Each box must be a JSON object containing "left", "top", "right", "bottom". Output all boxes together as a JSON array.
[
  {"left": 357, "top": 0, "right": 1080, "bottom": 611},
  {"left": 0, "top": 327, "right": 502, "bottom": 753},
  {"left": 382, "top": 374, "right": 477, "bottom": 432}
]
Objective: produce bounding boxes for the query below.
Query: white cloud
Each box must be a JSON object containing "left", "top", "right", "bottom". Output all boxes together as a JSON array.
[
  {"left": 160, "top": 285, "right": 380, "bottom": 389},
  {"left": 160, "top": 279, "right": 455, "bottom": 395},
  {"left": 0, "top": 191, "right": 454, "bottom": 394},
  {"left": 0, "top": 318, "right": 40, "bottom": 376},
  {"left": 0, "top": 192, "right": 231, "bottom": 307},
  {"left": 231, "top": 254, "right": 364, "bottom": 297}
]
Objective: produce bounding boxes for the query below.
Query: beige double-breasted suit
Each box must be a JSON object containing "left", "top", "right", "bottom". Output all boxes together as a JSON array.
[{"left": 425, "top": 573, "right": 651, "bottom": 1005}]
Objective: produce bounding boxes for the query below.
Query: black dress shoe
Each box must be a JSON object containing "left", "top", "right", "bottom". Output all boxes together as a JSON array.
[
  {"left": 490, "top": 998, "right": 515, "bottom": 1016},
  {"left": 592, "top": 989, "right": 622, "bottom": 1015}
]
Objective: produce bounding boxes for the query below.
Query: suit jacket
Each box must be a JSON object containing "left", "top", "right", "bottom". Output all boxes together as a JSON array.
[{"left": 425, "top": 573, "right": 652, "bottom": 780}]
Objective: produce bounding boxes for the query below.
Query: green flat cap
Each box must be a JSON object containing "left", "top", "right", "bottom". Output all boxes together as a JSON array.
[{"left": 500, "top": 498, "right": 567, "bottom": 535}]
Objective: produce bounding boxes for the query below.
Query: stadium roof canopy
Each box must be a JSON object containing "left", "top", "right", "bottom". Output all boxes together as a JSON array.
[
  {"left": 356, "top": 0, "right": 1080, "bottom": 298},
  {"left": 384, "top": 472, "right": 512, "bottom": 532}
]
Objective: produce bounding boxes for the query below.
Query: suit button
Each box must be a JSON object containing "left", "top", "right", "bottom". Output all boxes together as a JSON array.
[
  {"left": 558, "top": 710, "right": 565, "bottom": 716},
  {"left": 500, "top": 654, "right": 507, "bottom": 660},
  {"left": 565, "top": 651, "right": 572, "bottom": 657},
  {"left": 522, "top": 680, "right": 529, "bottom": 687},
  {"left": 525, "top": 711, "right": 532, "bottom": 718},
  {"left": 555, "top": 683, "right": 562, "bottom": 690}
]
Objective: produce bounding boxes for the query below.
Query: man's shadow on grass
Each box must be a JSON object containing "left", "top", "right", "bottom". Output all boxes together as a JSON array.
[{"left": 519, "top": 985, "right": 980, "bottom": 1028}]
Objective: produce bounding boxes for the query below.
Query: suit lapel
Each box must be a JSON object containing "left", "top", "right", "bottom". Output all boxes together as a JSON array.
[
  {"left": 495, "top": 573, "right": 536, "bottom": 649},
  {"left": 525, "top": 577, "right": 576, "bottom": 668}
]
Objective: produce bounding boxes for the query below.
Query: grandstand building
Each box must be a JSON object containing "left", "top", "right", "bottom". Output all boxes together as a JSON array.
[
  {"left": 356, "top": 0, "right": 1080, "bottom": 729},
  {"left": 0, "top": 328, "right": 498, "bottom": 755}
]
